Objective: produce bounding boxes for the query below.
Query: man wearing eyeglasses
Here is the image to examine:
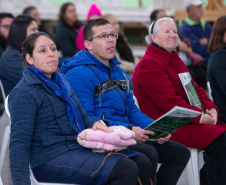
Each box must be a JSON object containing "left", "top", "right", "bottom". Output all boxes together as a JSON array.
[
  {"left": 0, "top": 13, "right": 14, "bottom": 57},
  {"left": 61, "top": 18, "right": 190, "bottom": 185}
]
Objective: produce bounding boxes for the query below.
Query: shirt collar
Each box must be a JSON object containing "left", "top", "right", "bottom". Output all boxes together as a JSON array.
[{"left": 185, "top": 16, "right": 206, "bottom": 33}]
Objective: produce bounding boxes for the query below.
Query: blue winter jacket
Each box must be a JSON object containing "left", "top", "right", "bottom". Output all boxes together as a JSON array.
[
  {"left": 61, "top": 49, "right": 154, "bottom": 129},
  {"left": 179, "top": 16, "right": 212, "bottom": 61}
]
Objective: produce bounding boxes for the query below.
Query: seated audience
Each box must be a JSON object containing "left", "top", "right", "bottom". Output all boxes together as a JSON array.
[
  {"left": 76, "top": 3, "right": 102, "bottom": 50},
  {"left": 22, "top": 6, "right": 50, "bottom": 34},
  {"left": 132, "top": 17, "right": 226, "bottom": 185},
  {"left": 207, "top": 15, "right": 226, "bottom": 123},
  {"left": 0, "top": 15, "right": 38, "bottom": 96},
  {"left": 179, "top": 0, "right": 211, "bottom": 62},
  {"left": 9, "top": 32, "right": 152, "bottom": 185},
  {"left": 61, "top": 18, "right": 190, "bottom": 185},
  {"left": 55, "top": 2, "right": 82, "bottom": 58},
  {"left": 0, "top": 13, "right": 14, "bottom": 57}
]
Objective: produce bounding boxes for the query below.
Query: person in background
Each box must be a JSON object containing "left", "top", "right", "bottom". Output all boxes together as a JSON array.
[
  {"left": 207, "top": 15, "right": 226, "bottom": 123},
  {"left": 61, "top": 18, "right": 190, "bottom": 185},
  {"left": 103, "top": 14, "right": 139, "bottom": 90},
  {"left": 179, "top": 0, "right": 212, "bottom": 62},
  {"left": 150, "top": 9, "right": 166, "bottom": 23},
  {"left": 177, "top": 33, "right": 207, "bottom": 89},
  {"left": 0, "top": 15, "right": 38, "bottom": 96},
  {"left": 132, "top": 17, "right": 226, "bottom": 185},
  {"left": 55, "top": 2, "right": 82, "bottom": 58},
  {"left": 145, "top": 9, "right": 166, "bottom": 45},
  {"left": 0, "top": 13, "right": 14, "bottom": 57},
  {"left": 22, "top": 6, "right": 50, "bottom": 34},
  {"left": 9, "top": 31, "right": 152, "bottom": 185},
  {"left": 76, "top": 3, "right": 102, "bottom": 51}
]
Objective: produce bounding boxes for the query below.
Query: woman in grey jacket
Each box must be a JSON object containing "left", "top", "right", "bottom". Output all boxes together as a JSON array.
[{"left": 9, "top": 32, "right": 152, "bottom": 185}]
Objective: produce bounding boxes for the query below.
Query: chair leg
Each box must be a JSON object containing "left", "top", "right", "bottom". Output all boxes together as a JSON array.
[{"left": 187, "top": 148, "right": 200, "bottom": 185}]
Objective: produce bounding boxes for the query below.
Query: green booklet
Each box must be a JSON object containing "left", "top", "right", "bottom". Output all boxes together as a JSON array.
[
  {"left": 145, "top": 106, "right": 201, "bottom": 140},
  {"left": 178, "top": 72, "right": 205, "bottom": 112}
]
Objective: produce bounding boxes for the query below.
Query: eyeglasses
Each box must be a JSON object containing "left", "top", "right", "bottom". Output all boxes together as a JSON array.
[
  {"left": 89, "top": 33, "right": 118, "bottom": 41},
  {"left": 0, "top": 25, "right": 10, "bottom": 29}
]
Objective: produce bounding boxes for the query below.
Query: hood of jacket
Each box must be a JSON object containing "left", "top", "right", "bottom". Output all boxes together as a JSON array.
[{"left": 60, "top": 49, "right": 121, "bottom": 75}]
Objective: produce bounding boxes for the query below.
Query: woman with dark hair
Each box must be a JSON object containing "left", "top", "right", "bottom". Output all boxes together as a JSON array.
[
  {"left": 0, "top": 15, "right": 38, "bottom": 96},
  {"left": 9, "top": 32, "right": 152, "bottom": 185},
  {"left": 207, "top": 15, "right": 226, "bottom": 123},
  {"left": 55, "top": 2, "right": 82, "bottom": 58}
]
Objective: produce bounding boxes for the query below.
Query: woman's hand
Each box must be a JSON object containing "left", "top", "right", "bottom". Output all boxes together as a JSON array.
[
  {"left": 157, "top": 134, "right": 171, "bottom": 144},
  {"left": 201, "top": 113, "right": 216, "bottom": 125},
  {"left": 92, "top": 121, "right": 113, "bottom": 132},
  {"left": 206, "top": 108, "right": 218, "bottom": 125}
]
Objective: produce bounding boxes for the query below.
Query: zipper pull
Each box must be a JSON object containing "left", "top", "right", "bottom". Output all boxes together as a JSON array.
[{"left": 103, "top": 110, "right": 106, "bottom": 119}]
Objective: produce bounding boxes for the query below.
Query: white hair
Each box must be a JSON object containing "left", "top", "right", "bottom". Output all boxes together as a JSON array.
[{"left": 148, "top": 17, "right": 177, "bottom": 44}]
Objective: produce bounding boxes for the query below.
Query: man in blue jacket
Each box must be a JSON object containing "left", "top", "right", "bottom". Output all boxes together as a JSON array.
[
  {"left": 61, "top": 18, "right": 190, "bottom": 185},
  {"left": 179, "top": 0, "right": 212, "bottom": 61}
]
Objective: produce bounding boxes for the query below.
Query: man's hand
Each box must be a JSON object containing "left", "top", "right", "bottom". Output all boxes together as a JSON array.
[
  {"left": 132, "top": 126, "right": 154, "bottom": 143},
  {"left": 199, "top": 38, "right": 208, "bottom": 45},
  {"left": 92, "top": 121, "right": 113, "bottom": 132},
  {"left": 157, "top": 134, "right": 171, "bottom": 144}
]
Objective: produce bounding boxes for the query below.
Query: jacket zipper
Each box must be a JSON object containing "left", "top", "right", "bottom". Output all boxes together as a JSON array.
[{"left": 108, "top": 67, "right": 127, "bottom": 118}]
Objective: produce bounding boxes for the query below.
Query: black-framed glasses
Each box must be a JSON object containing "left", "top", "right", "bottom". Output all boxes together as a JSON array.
[
  {"left": 0, "top": 25, "right": 10, "bottom": 29},
  {"left": 89, "top": 33, "right": 118, "bottom": 41}
]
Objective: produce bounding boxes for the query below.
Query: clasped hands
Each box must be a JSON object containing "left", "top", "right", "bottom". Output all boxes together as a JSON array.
[{"left": 201, "top": 108, "right": 218, "bottom": 125}]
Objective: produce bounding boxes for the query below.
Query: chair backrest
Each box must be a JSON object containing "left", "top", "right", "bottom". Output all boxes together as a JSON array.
[
  {"left": 0, "top": 80, "right": 6, "bottom": 101},
  {"left": 4, "top": 96, "right": 9, "bottom": 117},
  {"left": 0, "top": 96, "right": 10, "bottom": 176},
  {"left": 0, "top": 176, "right": 3, "bottom": 185},
  {"left": 133, "top": 95, "right": 140, "bottom": 109},
  {"left": 207, "top": 81, "right": 213, "bottom": 101}
]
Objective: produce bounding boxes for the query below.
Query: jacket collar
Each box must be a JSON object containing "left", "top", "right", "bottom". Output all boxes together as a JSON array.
[
  {"left": 185, "top": 16, "right": 206, "bottom": 33},
  {"left": 23, "top": 67, "right": 56, "bottom": 95},
  {"left": 23, "top": 67, "right": 42, "bottom": 85},
  {"left": 61, "top": 49, "right": 121, "bottom": 74},
  {"left": 146, "top": 44, "right": 176, "bottom": 65}
]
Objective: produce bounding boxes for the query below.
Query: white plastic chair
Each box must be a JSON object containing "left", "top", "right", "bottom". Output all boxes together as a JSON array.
[
  {"left": 0, "top": 177, "right": 3, "bottom": 185},
  {"left": 133, "top": 95, "right": 202, "bottom": 185},
  {"left": 4, "top": 96, "right": 77, "bottom": 185},
  {"left": 206, "top": 81, "right": 213, "bottom": 101},
  {"left": 0, "top": 79, "right": 8, "bottom": 184},
  {"left": 186, "top": 148, "right": 202, "bottom": 185}
]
